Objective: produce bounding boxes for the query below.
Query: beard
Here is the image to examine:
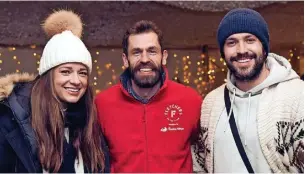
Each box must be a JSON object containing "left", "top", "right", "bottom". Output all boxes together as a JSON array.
[
  {"left": 129, "top": 61, "right": 162, "bottom": 88},
  {"left": 225, "top": 52, "right": 266, "bottom": 81}
]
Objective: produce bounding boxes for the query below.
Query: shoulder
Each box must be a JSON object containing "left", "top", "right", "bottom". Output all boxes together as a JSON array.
[
  {"left": 95, "top": 84, "right": 121, "bottom": 103},
  {"left": 275, "top": 79, "right": 304, "bottom": 112},
  {"left": 167, "top": 80, "right": 202, "bottom": 103},
  {"left": 273, "top": 79, "right": 303, "bottom": 100},
  {"left": 204, "top": 84, "right": 226, "bottom": 102},
  {"left": 278, "top": 78, "right": 303, "bottom": 92},
  {"left": 200, "top": 84, "right": 226, "bottom": 114}
]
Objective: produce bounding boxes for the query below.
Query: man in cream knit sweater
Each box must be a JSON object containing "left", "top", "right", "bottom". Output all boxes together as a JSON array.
[{"left": 192, "top": 8, "right": 304, "bottom": 173}]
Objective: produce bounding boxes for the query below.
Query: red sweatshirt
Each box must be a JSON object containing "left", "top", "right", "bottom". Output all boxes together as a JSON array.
[{"left": 95, "top": 70, "right": 202, "bottom": 172}]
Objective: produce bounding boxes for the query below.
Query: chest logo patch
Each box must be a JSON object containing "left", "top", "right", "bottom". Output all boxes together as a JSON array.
[
  {"left": 161, "top": 104, "right": 184, "bottom": 132},
  {"left": 164, "top": 104, "right": 183, "bottom": 122}
]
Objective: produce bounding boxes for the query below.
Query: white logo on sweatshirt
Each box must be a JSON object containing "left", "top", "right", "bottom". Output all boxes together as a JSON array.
[
  {"left": 164, "top": 104, "right": 183, "bottom": 122},
  {"left": 160, "top": 127, "right": 168, "bottom": 132},
  {"left": 161, "top": 104, "right": 184, "bottom": 132}
]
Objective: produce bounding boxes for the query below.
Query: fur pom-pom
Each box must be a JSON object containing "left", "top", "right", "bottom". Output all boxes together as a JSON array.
[{"left": 42, "top": 10, "right": 83, "bottom": 38}]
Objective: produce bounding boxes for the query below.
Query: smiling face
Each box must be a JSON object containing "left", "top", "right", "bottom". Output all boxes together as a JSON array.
[
  {"left": 223, "top": 33, "right": 266, "bottom": 81},
  {"left": 122, "top": 31, "right": 168, "bottom": 88},
  {"left": 53, "top": 63, "right": 88, "bottom": 103}
]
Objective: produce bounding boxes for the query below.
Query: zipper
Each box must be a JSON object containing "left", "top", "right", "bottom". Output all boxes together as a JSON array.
[{"left": 143, "top": 105, "right": 148, "bottom": 172}]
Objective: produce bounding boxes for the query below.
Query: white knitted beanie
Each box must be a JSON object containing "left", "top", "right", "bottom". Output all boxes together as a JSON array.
[{"left": 38, "top": 10, "right": 92, "bottom": 75}]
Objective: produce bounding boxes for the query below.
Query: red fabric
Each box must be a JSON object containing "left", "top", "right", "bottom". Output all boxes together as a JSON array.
[{"left": 95, "top": 70, "right": 202, "bottom": 173}]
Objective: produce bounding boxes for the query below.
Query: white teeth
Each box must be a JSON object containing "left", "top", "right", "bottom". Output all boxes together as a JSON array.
[
  {"left": 140, "top": 68, "right": 152, "bottom": 72},
  {"left": 65, "top": 88, "right": 80, "bottom": 92},
  {"left": 237, "top": 59, "right": 250, "bottom": 63}
]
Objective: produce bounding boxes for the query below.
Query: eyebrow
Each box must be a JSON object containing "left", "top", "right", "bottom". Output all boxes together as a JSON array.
[
  {"left": 59, "top": 66, "right": 87, "bottom": 71},
  {"left": 79, "top": 68, "right": 88, "bottom": 71},
  {"left": 226, "top": 37, "right": 236, "bottom": 41},
  {"left": 147, "top": 46, "right": 158, "bottom": 50},
  {"left": 131, "top": 48, "right": 143, "bottom": 52},
  {"left": 227, "top": 34, "right": 255, "bottom": 41},
  {"left": 244, "top": 35, "right": 255, "bottom": 39}
]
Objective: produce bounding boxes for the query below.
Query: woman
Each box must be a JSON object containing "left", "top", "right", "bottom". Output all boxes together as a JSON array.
[{"left": 0, "top": 10, "right": 109, "bottom": 173}]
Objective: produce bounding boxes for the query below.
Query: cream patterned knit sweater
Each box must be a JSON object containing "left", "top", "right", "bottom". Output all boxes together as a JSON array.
[{"left": 192, "top": 54, "right": 304, "bottom": 173}]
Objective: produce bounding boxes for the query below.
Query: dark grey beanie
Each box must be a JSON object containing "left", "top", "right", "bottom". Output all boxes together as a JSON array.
[{"left": 217, "top": 8, "right": 269, "bottom": 58}]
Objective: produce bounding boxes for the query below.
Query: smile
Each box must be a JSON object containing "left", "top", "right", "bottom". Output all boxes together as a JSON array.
[
  {"left": 139, "top": 68, "right": 153, "bottom": 72},
  {"left": 64, "top": 87, "right": 80, "bottom": 92},
  {"left": 236, "top": 58, "right": 251, "bottom": 63}
]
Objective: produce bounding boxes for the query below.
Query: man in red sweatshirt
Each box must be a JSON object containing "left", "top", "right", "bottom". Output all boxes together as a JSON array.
[{"left": 95, "top": 20, "right": 202, "bottom": 172}]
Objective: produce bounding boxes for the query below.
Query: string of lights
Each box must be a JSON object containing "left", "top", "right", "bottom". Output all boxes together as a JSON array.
[{"left": 0, "top": 44, "right": 303, "bottom": 96}]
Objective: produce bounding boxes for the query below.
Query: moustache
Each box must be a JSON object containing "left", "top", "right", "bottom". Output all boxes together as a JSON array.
[{"left": 230, "top": 52, "right": 257, "bottom": 62}]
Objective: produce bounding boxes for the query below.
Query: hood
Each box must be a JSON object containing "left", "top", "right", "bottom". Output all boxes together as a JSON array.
[
  {"left": 0, "top": 73, "right": 36, "bottom": 101},
  {"left": 226, "top": 53, "right": 299, "bottom": 97}
]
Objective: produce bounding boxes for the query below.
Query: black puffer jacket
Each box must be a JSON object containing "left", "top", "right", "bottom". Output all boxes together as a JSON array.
[{"left": 0, "top": 73, "right": 110, "bottom": 173}]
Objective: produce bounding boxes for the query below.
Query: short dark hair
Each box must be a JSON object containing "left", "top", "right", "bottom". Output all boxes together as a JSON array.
[{"left": 122, "top": 20, "right": 164, "bottom": 56}]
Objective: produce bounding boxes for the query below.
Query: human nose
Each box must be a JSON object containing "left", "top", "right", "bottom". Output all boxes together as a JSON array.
[
  {"left": 69, "top": 72, "right": 81, "bottom": 85},
  {"left": 140, "top": 51, "right": 150, "bottom": 63},
  {"left": 236, "top": 42, "right": 246, "bottom": 54}
]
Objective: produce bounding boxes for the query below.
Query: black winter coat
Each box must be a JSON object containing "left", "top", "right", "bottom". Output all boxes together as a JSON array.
[{"left": 0, "top": 74, "right": 110, "bottom": 173}]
